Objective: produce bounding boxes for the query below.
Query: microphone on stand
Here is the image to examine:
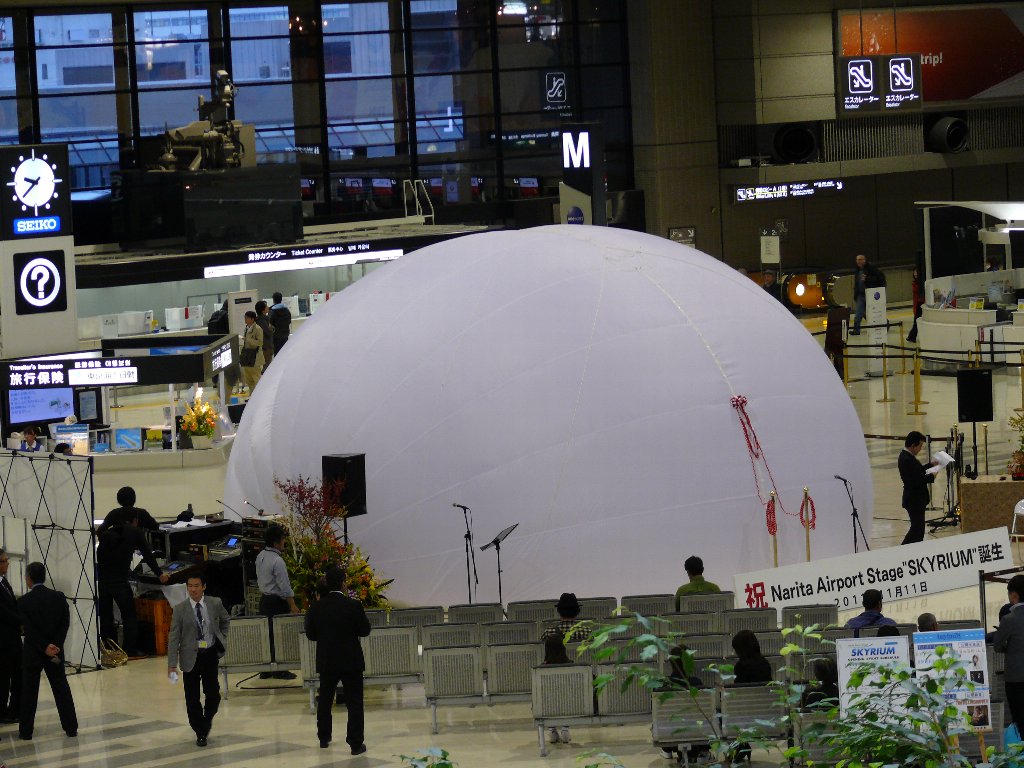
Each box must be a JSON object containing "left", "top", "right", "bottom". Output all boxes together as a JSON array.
[
  {"left": 834, "top": 474, "right": 849, "bottom": 482},
  {"left": 452, "top": 503, "right": 470, "bottom": 511},
  {"left": 243, "top": 499, "right": 265, "bottom": 516},
  {"left": 216, "top": 499, "right": 240, "bottom": 517}
]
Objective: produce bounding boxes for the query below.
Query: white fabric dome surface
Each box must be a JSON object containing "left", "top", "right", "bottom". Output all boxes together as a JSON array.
[{"left": 225, "top": 226, "right": 872, "bottom": 606}]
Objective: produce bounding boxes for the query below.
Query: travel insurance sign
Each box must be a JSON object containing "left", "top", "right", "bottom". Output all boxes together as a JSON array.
[{"left": 734, "top": 527, "right": 1011, "bottom": 611}]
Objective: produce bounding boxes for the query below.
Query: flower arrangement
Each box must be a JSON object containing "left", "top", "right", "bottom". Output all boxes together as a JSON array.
[
  {"left": 180, "top": 388, "right": 217, "bottom": 437},
  {"left": 1009, "top": 413, "right": 1024, "bottom": 477},
  {"left": 274, "top": 474, "right": 392, "bottom": 609}
]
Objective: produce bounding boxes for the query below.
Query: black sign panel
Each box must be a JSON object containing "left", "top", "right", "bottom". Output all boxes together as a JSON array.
[
  {"left": 0, "top": 144, "right": 73, "bottom": 240},
  {"left": 839, "top": 54, "right": 923, "bottom": 115},
  {"left": 12, "top": 249, "right": 67, "bottom": 314},
  {"left": 734, "top": 179, "right": 846, "bottom": 204}
]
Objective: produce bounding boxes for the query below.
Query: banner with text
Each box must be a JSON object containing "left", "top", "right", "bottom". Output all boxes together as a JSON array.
[{"left": 734, "top": 527, "right": 1011, "bottom": 611}]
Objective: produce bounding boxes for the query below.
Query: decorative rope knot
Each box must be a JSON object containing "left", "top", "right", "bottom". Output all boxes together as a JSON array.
[
  {"left": 765, "top": 496, "right": 778, "bottom": 536},
  {"left": 799, "top": 493, "right": 817, "bottom": 530},
  {"left": 730, "top": 395, "right": 748, "bottom": 409}
]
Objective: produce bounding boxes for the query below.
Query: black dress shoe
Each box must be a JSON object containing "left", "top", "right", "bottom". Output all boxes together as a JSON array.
[
  {"left": 351, "top": 744, "right": 367, "bottom": 755},
  {"left": 19, "top": 733, "right": 31, "bottom": 740},
  {"left": 196, "top": 735, "right": 208, "bottom": 747},
  {"left": 66, "top": 730, "right": 77, "bottom": 737},
  {"left": 320, "top": 740, "right": 330, "bottom": 748}
]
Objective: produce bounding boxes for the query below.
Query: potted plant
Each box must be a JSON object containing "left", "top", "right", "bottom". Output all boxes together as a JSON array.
[
  {"left": 1009, "top": 413, "right": 1024, "bottom": 479},
  {"left": 180, "top": 388, "right": 217, "bottom": 449},
  {"left": 274, "top": 474, "right": 392, "bottom": 610}
]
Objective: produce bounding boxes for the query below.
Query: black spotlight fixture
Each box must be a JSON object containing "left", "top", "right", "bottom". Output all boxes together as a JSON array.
[
  {"left": 757, "top": 122, "right": 821, "bottom": 164},
  {"left": 925, "top": 115, "right": 969, "bottom": 153}
]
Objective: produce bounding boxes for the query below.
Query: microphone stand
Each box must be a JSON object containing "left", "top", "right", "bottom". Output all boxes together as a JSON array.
[
  {"left": 481, "top": 523, "right": 519, "bottom": 614},
  {"left": 837, "top": 477, "right": 870, "bottom": 553},
  {"left": 458, "top": 506, "right": 478, "bottom": 604}
]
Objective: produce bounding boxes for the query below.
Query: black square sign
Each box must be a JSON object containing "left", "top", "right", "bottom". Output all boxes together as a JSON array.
[
  {"left": 13, "top": 249, "right": 67, "bottom": 315},
  {"left": 0, "top": 144, "right": 73, "bottom": 241}
]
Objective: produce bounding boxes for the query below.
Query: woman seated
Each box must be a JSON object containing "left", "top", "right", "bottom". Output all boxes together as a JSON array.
[
  {"left": 20, "top": 426, "right": 43, "bottom": 452},
  {"left": 731, "top": 629, "right": 771, "bottom": 684},
  {"left": 801, "top": 657, "right": 839, "bottom": 711}
]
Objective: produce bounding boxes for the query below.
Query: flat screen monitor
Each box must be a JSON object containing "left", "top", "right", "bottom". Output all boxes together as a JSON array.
[
  {"left": 77, "top": 388, "right": 99, "bottom": 422},
  {"left": 226, "top": 536, "right": 239, "bottom": 548},
  {"left": 8, "top": 387, "right": 75, "bottom": 425},
  {"left": 165, "top": 562, "right": 185, "bottom": 572},
  {"left": 113, "top": 427, "right": 143, "bottom": 452}
]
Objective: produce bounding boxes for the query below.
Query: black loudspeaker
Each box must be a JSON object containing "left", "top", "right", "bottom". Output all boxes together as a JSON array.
[
  {"left": 925, "top": 115, "right": 969, "bottom": 153},
  {"left": 757, "top": 122, "right": 820, "bottom": 164},
  {"left": 956, "top": 367, "right": 994, "bottom": 423},
  {"left": 322, "top": 453, "right": 367, "bottom": 518}
]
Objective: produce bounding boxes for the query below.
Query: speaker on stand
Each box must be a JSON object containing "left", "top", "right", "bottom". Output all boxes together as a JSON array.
[
  {"left": 956, "top": 366, "right": 993, "bottom": 480},
  {"left": 322, "top": 453, "right": 367, "bottom": 543}
]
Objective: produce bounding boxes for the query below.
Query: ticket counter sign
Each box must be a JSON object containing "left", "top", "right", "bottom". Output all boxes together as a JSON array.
[
  {"left": 734, "top": 527, "right": 1012, "bottom": 611},
  {"left": 913, "top": 628, "right": 991, "bottom": 733}
]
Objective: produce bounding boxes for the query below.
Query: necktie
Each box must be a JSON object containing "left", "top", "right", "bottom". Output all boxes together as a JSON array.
[
  {"left": 0, "top": 578, "right": 12, "bottom": 599},
  {"left": 195, "top": 602, "right": 205, "bottom": 642}
]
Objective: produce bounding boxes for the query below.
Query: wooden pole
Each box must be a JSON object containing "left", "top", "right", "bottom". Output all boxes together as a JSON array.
[
  {"left": 803, "top": 487, "right": 811, "bottom": 563},
  {"left": 770, "top": 491, "right": 778, "bottom": 568}
]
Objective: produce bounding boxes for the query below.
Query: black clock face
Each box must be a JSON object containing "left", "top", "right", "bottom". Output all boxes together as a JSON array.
[
  {"left": 13, "top": 249, "right": 67, "bottom": 315},
  {"left": 0, "top": 144, "right": 73, "bottom": 240}
]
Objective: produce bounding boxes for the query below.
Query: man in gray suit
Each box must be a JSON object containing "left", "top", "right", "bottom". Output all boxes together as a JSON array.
[{"left": 167, "top": 573, "right": 230, "bottom": 747}]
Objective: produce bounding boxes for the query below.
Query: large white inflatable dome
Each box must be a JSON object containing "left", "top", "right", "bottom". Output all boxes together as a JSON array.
[{"left": 225, "top": 226, "right": 871, "bottom": 606}]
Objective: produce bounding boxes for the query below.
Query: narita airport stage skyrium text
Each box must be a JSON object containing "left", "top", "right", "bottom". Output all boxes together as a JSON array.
[{"left": 770, "top": 547, "right": 980, "bottom": 603}]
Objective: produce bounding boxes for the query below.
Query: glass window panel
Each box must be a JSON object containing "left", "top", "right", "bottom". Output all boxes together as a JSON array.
[
  {"left": 581, "top": 105, "right": 629, "bottom": 147},
  {"left": 39, "top": 93, "right": 117, "bottom": 139},
  {"left": 230, "top": 37, "right": 292, "bottom": 82},
  {"left": 325, "top": 78, "right": 399, "bottom": 123},
  {"left": 0, "top": 99, "right": 18, "bottom": 144},
  {"left": 135, "top": 42, "right": 210, "bottom": 87},
  {"left": 576, "top": 1, "right": 626, "bottom": 22},
  {"left": 133, "top": 9, "right": 209, "bottom": 43},
  {"left": 578, "top": 22, "right": 624, "bottom": 66},
  {"left": 138, "top": 88, "right": 209, "bottom": 135},
  {"left": 327, "top": 121, "right": 400, "bottom": 158},
  {"left": 231, "top": 82, "right": 294, "bottom": 128},
  {"left": 499, "top": 68, "right": 572, "bottom": 114},
  {"left": 415, "top": 72, "right": 492, "bottom": 116},
  {"left": 579, "top": 65, "right": 626, "bottom": 109},
  {"left": 323, "top": 32, "right": 397, "bottom": 76},
  {"left": 0, "top": 18, "right": 13, "bottom": 99},
  {"left": 323, "top": 2, "right": 393, "bottom": 34},
  {"left": 37, "top": 47, "right": 115, "bottom": 93},
  {"left": 419, "top": 159, "right": 496, "bottom": 204},
  {"left": 228, "top": 6, "right": 291, "bottom": 38},
  {"left": 35, "top": 13, "right": 115, "bottom": 47},
  {"left": 66, "top": 138, "right": 119, "bottom": 190}
]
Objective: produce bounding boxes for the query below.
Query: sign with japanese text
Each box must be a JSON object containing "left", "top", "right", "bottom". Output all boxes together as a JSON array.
[
  {"left": 734, "top": 527, "right": 1012, "bottom": 612},
  {"left": 913, "top": 628, "right": 991, "bottom": 733},
  {"left": 838, "top": 54, "right": 922, "bottom": 115}
]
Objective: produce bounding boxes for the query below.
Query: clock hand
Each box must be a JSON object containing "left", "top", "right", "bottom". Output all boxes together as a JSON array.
[{"left": 21, "top": 176, "right": 40, "bottom": 196}]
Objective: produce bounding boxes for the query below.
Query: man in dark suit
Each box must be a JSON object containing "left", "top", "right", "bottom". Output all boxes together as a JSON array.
[
  {"left": 0, "top": 548, "right": 21, "bottom": 725},
  {"left": 18, "top": 561, "right": 78, "bottom": 740},
  {"left": 304, "top": 566, "right": 371, "bottom": 754},
  {"left": 899, "top": 430, "right": 936, "bottom": 545},
  {"left": 167, "top": 573, "right": 230, "bottom": 747}
]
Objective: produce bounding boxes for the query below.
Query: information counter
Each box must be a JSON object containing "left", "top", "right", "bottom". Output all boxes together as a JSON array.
[{"left": 959, "top": 474, "right": 1023, "bottom": 533}]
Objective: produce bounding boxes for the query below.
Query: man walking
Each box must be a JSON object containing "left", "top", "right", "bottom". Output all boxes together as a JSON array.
[
  {"left": 18, "top": 561, "right": 77, "bottom": 740},
  {"left": 304, "top": 566, "right": 371, "bottom": 754},
  {"left": 852, "top": 253, "right": 886, "bottom": 335},
  {"left": 167, "top": 573, "right": 230, "bottom": 747},
  {"left": 995, "top": 575, "right": 1024, "bottom": 733},
  {"left": 0, "top": 548, "right": 20, "bottom": 724},
  {"left": 269, "top": 292, "right": 292, "bottom": 354}
]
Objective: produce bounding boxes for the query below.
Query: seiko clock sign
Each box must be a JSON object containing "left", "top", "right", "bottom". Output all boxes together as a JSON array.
[{"left": 0, "top": 144, "right": 73, "bottom": 240}]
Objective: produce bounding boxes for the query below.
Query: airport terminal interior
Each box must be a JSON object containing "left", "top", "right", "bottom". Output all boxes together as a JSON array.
[{"left": 2, "top": 0, "right": 1024, "bottom": 766}]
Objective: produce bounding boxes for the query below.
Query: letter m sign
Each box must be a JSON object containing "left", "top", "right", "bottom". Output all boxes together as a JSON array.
[{"left": 562, "top": 131, "right": 590, "bottom": 169}]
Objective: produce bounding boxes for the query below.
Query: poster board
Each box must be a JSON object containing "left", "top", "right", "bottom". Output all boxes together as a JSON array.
[
  {"left": 227, "top": 290, "right": 258, "bottom": 338},
  {"left": 836, "top": 635, "right": 911, "bottom": 717},
  {"left": 913, "top": 628, "right": 991, "bottom": 733}
]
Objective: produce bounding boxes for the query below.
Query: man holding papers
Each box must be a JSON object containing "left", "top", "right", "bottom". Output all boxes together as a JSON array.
[{"left": 899, "top": 431, "right": 937, "bottom": 545}]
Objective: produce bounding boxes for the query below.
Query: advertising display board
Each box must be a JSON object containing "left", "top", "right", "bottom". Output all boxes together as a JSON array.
[
  {"left": 837, "top": 635, "right": 911, "bottom": 716},
  {"left": 913, "top": 628, "right": 991, "bottom": 733},
  {"left": 839, "top": 5, "right": 1024, "bottom": 103},
  {"left": 734, "top": 527, "right": 1012, "bottom": 611}
]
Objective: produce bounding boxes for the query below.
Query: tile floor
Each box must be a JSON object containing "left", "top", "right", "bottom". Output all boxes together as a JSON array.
[{"left": 0, "top": 309, "right": 1018, "bottom": 767}]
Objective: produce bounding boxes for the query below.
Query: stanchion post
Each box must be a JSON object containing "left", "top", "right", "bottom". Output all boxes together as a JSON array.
[
  {"left": 844, "top": 340, "right": 855, "bottom": 399},
  {"left": 908, "top": 348, "right": 928, "bottom": 415},
  {"left": 974, "top": 339, "right": 982, "bottom": 367},
  {"left": 876, "top": 343, "right": 894, "bottom": 403},
  {"left": 1017, "top": 349, "right": 1024, "bottom": 414},
  {"left": 898, "top": 337, "right": 909, "bottom": 376},
  {"left": 983, "top": 423, "right": 989, "bottom": 476}
]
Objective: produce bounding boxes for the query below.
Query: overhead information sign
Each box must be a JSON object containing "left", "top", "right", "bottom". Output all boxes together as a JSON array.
[
  {"left": 735, "top": 179, "right": 845, "bottom": 204},
  {"left": 838, "top": 54, "right": 923, "bottom": 115}
]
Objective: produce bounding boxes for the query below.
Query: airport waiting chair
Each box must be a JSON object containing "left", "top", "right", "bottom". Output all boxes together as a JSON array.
[
  {"left": 421, "top": 622, "right": 481, "bottom": 649},
  {"left": 482, "top": 620, "right": 536, "bottom": 647},
  {"left": 661, "top": 611, "right": 718, "bottom": 637},
  {"left": 677, "top": 591, "right": 735, "bottom": 617},
  {"left": 595, "top": 662, "right": 652, "bottom": 716},
  {"left": 220, "top": 616, "right": 272, "bottom": 699},
  {"left": 361, "top": 625, "right": 422, "bottom": 685},
  {"left": 723, "top": 607, "right": 778, "bottom": 634},
  {"left": 781, "top": 604, "right": 839, "bottom": 630},
  {"left": 754, "top": 630, "right": 785, "bottom": 656},
  {"left": 508, "top": 599, "right": 559, "bottom": 623},
  {"left": 720, "top": 683, "right": 787, "bottom": 740},
  {"left": 423, "top": 645, "right": 486, "bottom": 733},
  {"left": 578, "top": 596, "right": 618, "bottom": 620},
  {"left": 485, "top": 642, "right": 544, "bottom": 700},
  {"left": 447, "top": 602, "right": 504, "bottom": 624},
  {"left": 531, "top": 664, "right": 594, "bottom": 757},
  {"left": 621, "top": 593, "right": 676, "bottom": 617},
  {"left": 652, "top": 688, "right": 719, "bottom": 762}
]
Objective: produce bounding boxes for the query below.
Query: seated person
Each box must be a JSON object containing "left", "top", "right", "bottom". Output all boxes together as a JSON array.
[
  {"left": 844, "top": 589, "right": 896, "bottom": 637},
  {"left": 19, "top": 426, "right": 43, "bottom": 452},
  {"left": 917, "top": 612, "right": 938, "bottom": 633},
  {"left": 541, "top": 592, "right": 590, "bottom": 643},
  {"left": 732, "top": 629, "right": 771, "bottom": 685},
  {"left": 801, "top": 657, "right": 839, "bottom": 711},
  {"left": 675, "top": 555, "right": 721, "bottom": 611},
  {"left": 876, "top": 625, "right": 901, "bottom": 637},
  {"left": 53, "top": 442, "right": 73, "bottom": 456}
]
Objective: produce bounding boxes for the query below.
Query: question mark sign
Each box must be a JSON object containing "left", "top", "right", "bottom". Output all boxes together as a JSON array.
[{"left": 30, "top": 265, "right": 50, "bottom": 299}]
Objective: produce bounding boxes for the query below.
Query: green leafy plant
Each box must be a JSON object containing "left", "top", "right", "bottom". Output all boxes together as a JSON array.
[{"left": 397, "top": 747, "right": 456, "bottom": 767}]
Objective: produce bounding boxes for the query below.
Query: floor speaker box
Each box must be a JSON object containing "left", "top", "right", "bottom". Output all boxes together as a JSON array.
[
  {"left": 956, "top": 366, "right": 994, "bottom": 422},
  {"left": 322, "top": 453, "right": 367, "bottom": 518}
]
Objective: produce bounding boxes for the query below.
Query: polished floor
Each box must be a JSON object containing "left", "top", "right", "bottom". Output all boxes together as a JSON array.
[{"left": 0, "top": 308, "right": 1018, "bottom": 767}]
